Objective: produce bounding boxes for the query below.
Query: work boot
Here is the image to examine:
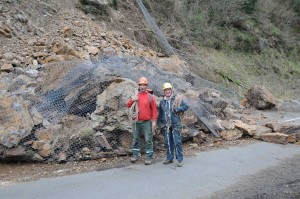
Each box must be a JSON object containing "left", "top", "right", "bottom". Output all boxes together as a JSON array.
[
  {"left": 144, "top": 158, "right": 152, "bottom": 165},
  {"left": 177, "top": 161, "right": 183, "bottom": 167},
  {"left": 163, "top": 159, "right": 173, "bottom": 164},
  {"left": 130, "top": 155, "right": 140, "bottom": 163}
]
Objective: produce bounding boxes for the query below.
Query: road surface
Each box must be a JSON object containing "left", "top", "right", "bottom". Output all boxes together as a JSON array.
[{"left": 1, "top": 142, "right": 300, "bottom": 199}]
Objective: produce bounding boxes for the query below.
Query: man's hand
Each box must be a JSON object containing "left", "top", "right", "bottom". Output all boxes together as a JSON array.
[
  {"left": 131, "top": 94, "right": 138, "bottom": 101},
  {"left": 152, "top": 121, "right": 157, "bottom": 130}
]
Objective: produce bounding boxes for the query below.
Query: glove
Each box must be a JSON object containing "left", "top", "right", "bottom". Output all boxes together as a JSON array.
[
  {"left": 174, "top": 109, "right": 180, "bottom": 115},
  {"left": 174, "top": 109, "right": 183, "bottom": 116}
]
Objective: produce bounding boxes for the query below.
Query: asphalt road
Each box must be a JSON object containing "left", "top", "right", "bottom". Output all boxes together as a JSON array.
[
  {"left": 1, "top": 142, "right": 300, "bottom": 199},
  {"left": 208, "top": 153, "right": 300, "bottom": 199}
]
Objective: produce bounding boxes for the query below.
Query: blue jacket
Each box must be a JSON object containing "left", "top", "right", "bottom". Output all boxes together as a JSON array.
[{"left": 157, "top": 95, "right": 189, "bottom": 128}]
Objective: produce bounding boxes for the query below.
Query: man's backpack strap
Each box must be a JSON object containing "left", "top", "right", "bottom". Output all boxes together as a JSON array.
[{"left": 148, "top": 92, "right": 153, "bottom": 107}]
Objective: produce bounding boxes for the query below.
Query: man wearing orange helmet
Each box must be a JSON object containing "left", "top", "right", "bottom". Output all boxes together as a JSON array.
[
  {"left": 157, "top": 82, "right": 189, "bottom": 167},
  {"left": 127, "top": 77, "right": 157, "bottom": 165}
]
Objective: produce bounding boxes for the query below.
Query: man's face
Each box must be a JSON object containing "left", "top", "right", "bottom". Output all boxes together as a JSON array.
[
  {"left": 164, "top": 88, "right": 172, "bottom": 97},
  {"left": 139, "top": 84, "right": 147, "bottom": 92}
]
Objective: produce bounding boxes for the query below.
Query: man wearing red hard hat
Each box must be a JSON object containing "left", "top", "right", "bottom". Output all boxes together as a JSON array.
[{"left": 127, "top": 77, "right": 157, "bottom": 165}]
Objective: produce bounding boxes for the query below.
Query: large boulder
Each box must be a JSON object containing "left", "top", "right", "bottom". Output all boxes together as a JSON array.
[
  {"left": 246, "top": 85, "right": 276, "bottom": 110},
  {"left": 0, "top": 96, "right": 34, "bottom": 148},
  {"left": 260, "top": 133, "right": 289, "bottom": 144},
  {"left": 220, "top": 129, "right": 243, "bottom": 141},
  {"left": 157, "top": 55, "right": 188, "bottom": 76},
  {"left": 91, "top": 78, "right": 136, "bottom": 132}
]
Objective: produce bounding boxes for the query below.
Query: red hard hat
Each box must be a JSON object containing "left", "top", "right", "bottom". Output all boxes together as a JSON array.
[{"left": 138, "top": 77, "right": 148, "bottom": 85}]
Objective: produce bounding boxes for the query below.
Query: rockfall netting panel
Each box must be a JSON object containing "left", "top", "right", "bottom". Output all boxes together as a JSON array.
[
  {"left": 0, "top": 54, "right": 241, "bottom": 163},
  {"left": 136, "top": 0, "right": 176, "bottom": 56}
]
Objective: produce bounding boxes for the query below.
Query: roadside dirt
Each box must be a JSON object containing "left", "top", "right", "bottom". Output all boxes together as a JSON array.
[{"left": 0, "top": 139, "right": 257, "bottom": 185}]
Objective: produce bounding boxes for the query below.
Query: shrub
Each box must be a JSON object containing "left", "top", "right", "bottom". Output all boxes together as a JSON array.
[
  {"left": 234, "top": 32, "right": 259, "bottom": 52},
  {"left": 291, "top": 0, "right": 300, "bottom": 16},
  {"left": 110, "top": 0, "right": 118, "bottom": 10},
  {"left": 242, "top": 0, "right": 258, "bottom": 14},
  {"left": 207, "top": 0, "right": 248, "bottom": 26}
]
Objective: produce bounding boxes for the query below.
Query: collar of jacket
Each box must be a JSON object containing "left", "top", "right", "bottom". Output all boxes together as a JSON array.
[
  {"left": 163, "top": 94, "right": 175, "bottom": 101},
  {"left": 139, "top": 90, "right": 149, "bottom": 95}
]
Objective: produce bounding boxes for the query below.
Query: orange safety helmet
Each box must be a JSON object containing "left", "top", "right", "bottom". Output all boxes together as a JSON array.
[{"left": 138, "top": 77, "right": 148, "bottom": 85}]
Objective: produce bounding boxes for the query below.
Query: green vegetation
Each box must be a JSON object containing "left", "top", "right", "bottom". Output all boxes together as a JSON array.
[
  {"left": 144, "top": 0, "right": 300, "bottom": 100},
  {"left": 241, "top": 0, "right": 258, "bottom": 14},
  {"left": 292, "top": 0, "right": 300, "bottom": 16},
  {"left": 216, "top": 70, "right": 245, "bottom": 88}
]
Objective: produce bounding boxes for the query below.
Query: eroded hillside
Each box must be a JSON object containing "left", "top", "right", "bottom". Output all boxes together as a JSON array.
[{"left": 0, "top": 1, "right": 300, "bottom": 185}]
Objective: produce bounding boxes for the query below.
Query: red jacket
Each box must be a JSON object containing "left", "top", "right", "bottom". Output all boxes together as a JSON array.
[{"left": 127, "top": 91, "right": 157, "bottom": 121}]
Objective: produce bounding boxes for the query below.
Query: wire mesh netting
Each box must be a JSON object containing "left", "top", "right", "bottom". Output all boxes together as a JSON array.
[
  {"left": 136, "top": 0, "right": 176, "bottom": 56},
  {"left": 0, "top": 53, "right": 242, "bottom": 163}
]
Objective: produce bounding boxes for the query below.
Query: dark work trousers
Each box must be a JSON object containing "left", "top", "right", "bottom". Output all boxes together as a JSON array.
[
  {"left": 163, "top": 126, "right": 183, "bottom": 161},
  {"left": 131, "top": 120, "right": 153, "bottom": 159}
]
